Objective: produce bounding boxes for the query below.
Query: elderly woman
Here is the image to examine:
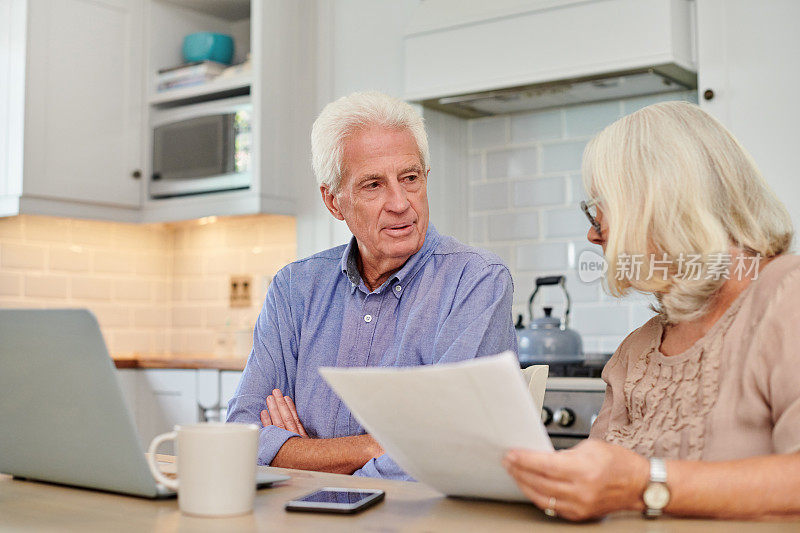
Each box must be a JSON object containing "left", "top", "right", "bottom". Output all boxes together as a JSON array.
[{"left": 503, "top": 101, "right": 800, "bottom": 521}]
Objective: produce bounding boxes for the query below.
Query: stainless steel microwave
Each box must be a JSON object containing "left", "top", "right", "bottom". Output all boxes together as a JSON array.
[{"left": 150, "top": 96, "right": 252, "bottom": 199}]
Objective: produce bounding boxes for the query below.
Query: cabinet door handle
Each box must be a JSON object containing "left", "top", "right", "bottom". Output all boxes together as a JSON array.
[
  {"left": 132, "top": 169, "right": 142, "bottom": 179},
  {"left": 703, "top": 89, "right": 715, "bottom": 101}
]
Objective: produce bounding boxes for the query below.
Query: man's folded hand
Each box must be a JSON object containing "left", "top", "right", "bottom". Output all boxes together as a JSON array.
[{"left": 261, "top": 388, "right": 309, "bottom": 438}]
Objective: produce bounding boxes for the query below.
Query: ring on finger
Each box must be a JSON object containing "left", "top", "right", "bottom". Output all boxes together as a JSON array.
[{"left": 544, "top": 496, "right": 557, "bottom": 518}]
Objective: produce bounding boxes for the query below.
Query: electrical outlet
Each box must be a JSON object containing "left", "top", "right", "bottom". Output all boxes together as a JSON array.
[{"left": 229, "top": 275, "right": 253, "bottom": 308}]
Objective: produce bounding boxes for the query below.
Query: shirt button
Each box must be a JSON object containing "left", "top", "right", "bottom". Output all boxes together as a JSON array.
[
  {"left": 395, "top": 285, "right": 402, "bottom": 292},
  {"left": 364, "top": 314, "right": 372, "bottom": 323}
]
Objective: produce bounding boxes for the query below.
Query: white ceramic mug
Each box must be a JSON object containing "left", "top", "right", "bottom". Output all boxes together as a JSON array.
[{"left": 147, "top": 422, "right": 259, "bottom": 517}]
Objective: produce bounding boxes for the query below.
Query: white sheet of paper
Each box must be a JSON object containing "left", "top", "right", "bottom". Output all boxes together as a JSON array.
[{"left": 319, "top": 351, "right": 553, "bottom": 502}]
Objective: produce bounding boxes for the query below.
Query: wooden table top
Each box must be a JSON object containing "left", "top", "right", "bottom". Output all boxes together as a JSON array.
[{"left": 1, "top": 461, "right": 797, "bottom": 532}]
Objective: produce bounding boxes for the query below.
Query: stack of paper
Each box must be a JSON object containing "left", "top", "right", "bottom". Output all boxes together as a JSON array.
[{"left": 320, "top": 351, "right": 553, "bottom": 502}]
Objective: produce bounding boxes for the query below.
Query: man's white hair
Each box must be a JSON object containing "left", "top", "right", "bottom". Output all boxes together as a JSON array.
[{"left": 311, "top": 91, "right": 429, "bottom": 194}]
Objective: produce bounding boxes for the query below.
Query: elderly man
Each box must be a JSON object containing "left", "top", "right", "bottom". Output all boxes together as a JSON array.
[{"left": 226, "top": 91, "right": 516, "bottom": 480}]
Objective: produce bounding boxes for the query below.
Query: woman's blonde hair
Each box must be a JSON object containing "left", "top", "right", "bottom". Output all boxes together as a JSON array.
[{"left": 582, "top": 101, "right": 793, "bottom": 323}]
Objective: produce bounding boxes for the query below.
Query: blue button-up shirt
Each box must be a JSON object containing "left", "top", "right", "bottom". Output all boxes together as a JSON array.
[{"left": 226, "top": 225, "right": 516, "bottom": 479}]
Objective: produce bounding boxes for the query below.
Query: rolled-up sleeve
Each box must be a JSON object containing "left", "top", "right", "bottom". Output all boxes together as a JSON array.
[
  {"left": 353, "top": 455, "right": 414, "bottom": 481},
  {"left": 226, "top": 270, "right": 301, "bottom": 465}
]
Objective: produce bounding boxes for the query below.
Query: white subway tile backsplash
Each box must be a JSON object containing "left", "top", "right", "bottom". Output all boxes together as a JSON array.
[
  {"left": 94, "top": 251, "right": 136, "bottom": 274},
  {"left": 541, "top": 141, "right": 585, "bottom": 174},
  {"left": 483, "top": 244, "right": 513, "bottom": 266},
  {"left": 468, "top": 154, "right": 483, "bottom": 182},
  {"left": 470, "top": 181, "right": 509, "bottom": 212},
  {"left": 134, "top": 307, "right": 170, "bottom": 328},
  {"left": 24, "top": 216, "right": 71, "bottom": 242},
  {"left": 114, "top": 279, "right": 152, "bottom": 301},
  {"left": 92, "top": 305, "right": 132, "bottom": 328},
  {"left": 205, "top": 251, "right": 244, "bottom": 275},
  {"left": 71, "top": 220, "right": 117, "bottom": 247},
  {"left": 134, "top": 253, "right": 169, "bottom": 276},
  {"left": 185, "top": 278, "right": 225, "bottom": 301},
  {"left": 50, "top": 246, "right": 91, "bottom": 272},
  {"left": 470, "top": 116, "right": 508, "bottom": 149},
  {"left": 113, "top": 330, "right": 153, "bottom": 354},
  {"left": 205, "top": 306, "right": 232, "bottom": 327},
  {"left": 569, "top": 174, "right": 588, "bottom": 203},
  {"left": 571, "top": 304, "right": 630, "bottom": 336},
  {"left": 545, "top": 207, "right": 589, "bottom": 238},
  {"left": 1, "top": 243, "right": 46, "bottom": 269},
  {"left": 564, "top": 271, "right": 602, "bottom": 303},
  {"left": 25, "top": 274, "right": 68, "bottom": 298},
  {"left": 565, "top": 101, "right": 621, "bottom": 137},
  {"left": 153, "top": 280, "right": 170, "bottom": 302},
  {"left": 0, "top": 217, "right": 23, "bottom": 239},
  {"left": 486, "top": 146, "right": 538, "bottom": 179},
  {"left": 488, "top": 212, "right": 539, "bottom": 241},
  {"left": 183, "top": 330, "right": 218, "bottom": 355},
  {"left": 173, "top": 306, "right": 204, "bottom": 328},
  {"left": 510, "top": 109, "right": 562, "bottom": 142},
  {"left": 630, "top": 303, "right": 657, "bottom": 330},
  {"left": 513, "top": 177, "right": 566, "bottom": 208},
  {"left": 469, "top": 215, "right": 487, "bottom": 243},
  {"left": 173, "top": 253, "right": 204, "bottom": 276},
  {"left": 71, "top": 276, "right": 113, "bottom": 300},
  {"left": 516, "top": 242, "right": 569, "bottom": 271},
  {"left": 599, "top": 335, "right": 628, "bottom": 353},
  {"left": 0, "top": 272, "right": 22, "bottom": 296},
  {"left": 468, "top": 92, "right": 695, "bottom": 341}
]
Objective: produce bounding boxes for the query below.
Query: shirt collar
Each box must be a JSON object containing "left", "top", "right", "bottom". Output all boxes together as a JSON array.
[{"left": 340, "top": 223, "right": 440, "bottom": 297}]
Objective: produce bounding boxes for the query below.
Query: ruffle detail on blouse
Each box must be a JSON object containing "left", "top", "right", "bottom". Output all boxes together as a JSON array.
[{"left": 604, "top": 297, "right": 745, "bottom": 460}]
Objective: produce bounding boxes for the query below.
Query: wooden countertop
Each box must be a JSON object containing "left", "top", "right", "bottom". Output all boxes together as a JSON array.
[
  {"left": 112, "top": 353, "right": 247, "bottom": 371},
  {"left": 1, "top": 461, "right": 797, "bottom": 532}
]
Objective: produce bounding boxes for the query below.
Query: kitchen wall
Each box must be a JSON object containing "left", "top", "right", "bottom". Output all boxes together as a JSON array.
[
  {"left": 0, "top": 214, "right": 296, "bottom": 356},
  {"left": 467, "top": 90, "right": 698, "bottom": 352}
]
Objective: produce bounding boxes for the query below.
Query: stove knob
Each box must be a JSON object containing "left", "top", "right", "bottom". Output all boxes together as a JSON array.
[
  {"left": 541, "top": 406, "right": 553, "bottom": 425},
  {"left": 553, "top": 408, "right": 575, "bottom": 428}
]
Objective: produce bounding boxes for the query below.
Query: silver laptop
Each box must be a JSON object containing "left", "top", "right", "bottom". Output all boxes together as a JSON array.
[{"left": 0, "top": 309, "right": 288, "bottom": 498}]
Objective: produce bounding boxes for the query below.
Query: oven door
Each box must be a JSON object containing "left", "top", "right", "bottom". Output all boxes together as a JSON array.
[{"left": 150, "top": 96, "right": 252, "bottom": 199}]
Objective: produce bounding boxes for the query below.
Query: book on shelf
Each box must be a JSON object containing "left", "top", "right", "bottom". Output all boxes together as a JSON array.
[{"left": 156, "top": 60, "right": 227, "bottom": 86}]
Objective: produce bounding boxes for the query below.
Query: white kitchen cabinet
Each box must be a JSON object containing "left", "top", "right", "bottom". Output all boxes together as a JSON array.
[
  {"left": 139, "top": 0, "right": 317, "bottom": 223},
  {"left": 220, "top": 370, "right": 244, "bottom": 419},
  {"left": 1, "top": 0, "right": 144, "bottom": 221},
  {"left": 2, "top": 0, "right": 317, "bottom": 223},
  {"left": 135, "top": 369, "right": 200, "bottom": 452},
  {"left": 696, "top": 0, "right": 800, "bottom": 233}
]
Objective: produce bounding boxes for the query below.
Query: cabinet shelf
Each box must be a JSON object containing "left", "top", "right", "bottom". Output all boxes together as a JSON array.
[{"left": 149, "top": 74, "right": 251, "bottom": 106}]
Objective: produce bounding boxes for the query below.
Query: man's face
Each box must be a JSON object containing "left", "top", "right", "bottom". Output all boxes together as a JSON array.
[{"left": 322, "top": 126, "right": 429, "bottom": 266}]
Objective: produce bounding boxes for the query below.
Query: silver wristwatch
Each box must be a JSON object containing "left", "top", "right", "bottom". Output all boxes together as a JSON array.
[{"left": 642, "top": 457, "right": 670, "bottom": 518}]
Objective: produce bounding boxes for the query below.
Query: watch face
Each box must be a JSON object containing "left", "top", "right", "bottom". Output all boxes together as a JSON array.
[{"left": 644, "top": 483, "right": 670, "bottom": 509}]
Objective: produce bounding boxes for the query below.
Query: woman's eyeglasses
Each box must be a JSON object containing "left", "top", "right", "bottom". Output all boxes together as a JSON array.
[{"left": 580, "top": 199, "right": 602, "bottom": 233}]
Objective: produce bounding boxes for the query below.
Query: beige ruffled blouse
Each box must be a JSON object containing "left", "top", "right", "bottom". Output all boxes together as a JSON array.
[{"left": 590, "top": 254, "right": 800, "bottom": 460}]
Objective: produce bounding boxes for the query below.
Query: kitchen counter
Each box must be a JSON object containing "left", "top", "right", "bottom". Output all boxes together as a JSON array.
[
  {"left": 1, "top": 461, "right": 797, "bottom": 532},
  {"left": 112, "top": 353, "right": 247, "bottom": 371}
]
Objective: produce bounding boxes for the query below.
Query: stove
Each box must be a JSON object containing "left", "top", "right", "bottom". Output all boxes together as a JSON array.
[
  {"left": 530, "top": 354, "right": 611, "bottom": 449},
  {"left": 543, "top": 377, "right": 606, "bottom": 449}
]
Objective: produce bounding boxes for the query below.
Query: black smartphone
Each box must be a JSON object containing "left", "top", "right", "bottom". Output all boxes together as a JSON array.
[{"left": 284, "top": 487, "right": 385, "bottom": 514}]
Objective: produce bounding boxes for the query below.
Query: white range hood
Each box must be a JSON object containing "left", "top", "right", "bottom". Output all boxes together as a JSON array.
[{"left": 404, "top": 0, "right": 697, "bottom": 117}]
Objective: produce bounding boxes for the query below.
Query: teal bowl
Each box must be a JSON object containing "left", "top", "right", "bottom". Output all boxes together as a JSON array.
[{"left": 182, "top": 32, "right": 234, "bottom": 65}]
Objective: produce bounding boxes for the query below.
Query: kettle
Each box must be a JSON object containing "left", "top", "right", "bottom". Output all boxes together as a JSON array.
[{"left": 516, "top": 275, "right": 583, "bottom": 367}]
